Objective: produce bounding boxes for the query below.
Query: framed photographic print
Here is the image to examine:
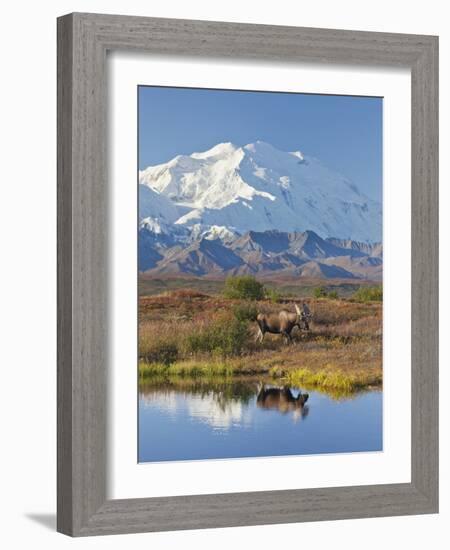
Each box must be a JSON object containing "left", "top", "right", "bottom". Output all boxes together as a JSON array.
[{"left": 57, "top": 13, "right": 438, "bottom": 536}]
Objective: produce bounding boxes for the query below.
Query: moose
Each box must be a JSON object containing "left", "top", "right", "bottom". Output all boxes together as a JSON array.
[
  {"left": 256, "top": 385, "right": 309, "bottom": 419},
  {"left": 255, "top": 302, "right": 312, "bottom": 344}
]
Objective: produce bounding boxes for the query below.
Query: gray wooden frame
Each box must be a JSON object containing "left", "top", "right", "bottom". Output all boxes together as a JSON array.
[{"left": 57, "top": 12, "right": 438, "bottom": 537}]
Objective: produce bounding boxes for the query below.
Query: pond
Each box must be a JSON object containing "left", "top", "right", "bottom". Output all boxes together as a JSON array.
[{"left": 138, "top": 377, "right": 382, "bottom": 463}]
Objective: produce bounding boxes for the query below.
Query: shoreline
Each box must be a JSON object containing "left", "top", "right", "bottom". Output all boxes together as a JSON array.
[{"left": 138, "top": 359, "right": 382, "bottom": 395}]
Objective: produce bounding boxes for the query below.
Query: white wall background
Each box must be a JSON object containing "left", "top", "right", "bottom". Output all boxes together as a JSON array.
[{"left": 0, "top": 1, "right": 447, "bottom": 548}]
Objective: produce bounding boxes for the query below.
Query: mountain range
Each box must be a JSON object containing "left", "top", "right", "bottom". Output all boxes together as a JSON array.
[
  {"left": 139, "top": 226, "right": 382, "bottom": 280},
  {"left": 138, "top": 141, "right": 382, "bottom": 280}
]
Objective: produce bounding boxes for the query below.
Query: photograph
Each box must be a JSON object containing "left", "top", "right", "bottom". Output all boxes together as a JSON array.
[{"left": 137, "top": 86, "right": 383, "bottom": 462}]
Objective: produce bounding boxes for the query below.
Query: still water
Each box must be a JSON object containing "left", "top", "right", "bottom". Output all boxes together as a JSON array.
[{"left": 139, "top": 378, "right": 382, "bottom": 462}]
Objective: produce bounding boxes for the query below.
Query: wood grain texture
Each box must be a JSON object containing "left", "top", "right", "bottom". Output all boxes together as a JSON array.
[
  {"left": 58, "top": 12, "right": 108, "bottom": 535},
  {"left": 410, "top": 35, "right": 439, "bottom": 506},
  {"left": 57, "top": 12, "right": 439, "bottom": 537},
  {"left": 57, "top": 13, "right": 74, "bottom": 535}
]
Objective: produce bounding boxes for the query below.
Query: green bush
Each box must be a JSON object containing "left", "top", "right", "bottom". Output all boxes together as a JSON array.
[
  {"left": 141, "top": 341, "right": 179, "bottom": 366},
  {"left": 313, "top": 286, "right": 328, "bottom": 298},
  {"left": 223, "top": 275, "right": 265, "bottom": 301},
  {"left": 313, "top": 286, "right": 339, "bottom": 299},
  {"left": 352, "top": 285, "right": 383, "bottom": 302},
  {"left": 265, "top": 288, "right": 282, "bottom": 303},
  {"left": 186, "top": 314, "right": 250, "bottom": 356},
  {"left": 232, "top": 302, "right": 258, "bottom": 322}
]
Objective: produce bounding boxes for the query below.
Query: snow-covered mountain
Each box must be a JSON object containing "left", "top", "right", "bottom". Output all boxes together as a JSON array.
[{"left": 139, "top": 141, "right": 382, "bottom": 242}]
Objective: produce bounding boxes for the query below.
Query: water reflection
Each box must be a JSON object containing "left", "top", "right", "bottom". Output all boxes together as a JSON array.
[
  {"left": 138, "top": 376, "right": 382, "bottom": 462},
  {"left": 140, "top": 378, "right": 259, "bottom": 430},
  {"left": 256, "top": 385, "right": 309, "bottom": 422},
  {"left": 140, "top": 378, "right": 310, "bottom": 428}
]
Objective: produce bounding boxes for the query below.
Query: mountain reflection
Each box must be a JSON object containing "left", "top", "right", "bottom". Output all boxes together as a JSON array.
[
  {"left": 139, "top": 377, "right": 310, "bottom": 429},
  {"left": 140, "top": 378, "right": 258, "bottom": 429}
]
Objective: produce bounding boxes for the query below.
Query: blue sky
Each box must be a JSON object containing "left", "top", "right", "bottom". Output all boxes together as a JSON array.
[{"left": 138, "top": 86, "right": 382, "bottom": 202}]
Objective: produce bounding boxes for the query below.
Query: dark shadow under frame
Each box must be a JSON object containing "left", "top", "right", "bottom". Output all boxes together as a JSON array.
[{"left": 57, "top": 12, "right": 438, "bottom": 536}]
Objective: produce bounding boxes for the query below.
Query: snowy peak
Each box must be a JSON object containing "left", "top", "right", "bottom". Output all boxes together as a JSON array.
[
  {"left": 243, "top": 140, "right": 305, "bottom": 167},
  {"left": 191, "top": 141, "right": 238, "bottom": 159},
  {"left": 139, "top": 141, "right": 381, "bottom": 242},
  {"left": 244, "top": 140, "right": 279, "bottom": 154}
]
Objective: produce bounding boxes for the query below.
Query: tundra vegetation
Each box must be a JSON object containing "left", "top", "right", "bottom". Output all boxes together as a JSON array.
[
  {"left": 223, "top": 275, "right": 265, "bottom": 300},
  {"left": 139, "top": 276, "right": 383, "bottom": 397}
]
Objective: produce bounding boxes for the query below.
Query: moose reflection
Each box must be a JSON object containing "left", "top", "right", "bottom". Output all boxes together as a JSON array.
[{"left": 257, "top": 384, "right": 309, "bottom": 420}]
